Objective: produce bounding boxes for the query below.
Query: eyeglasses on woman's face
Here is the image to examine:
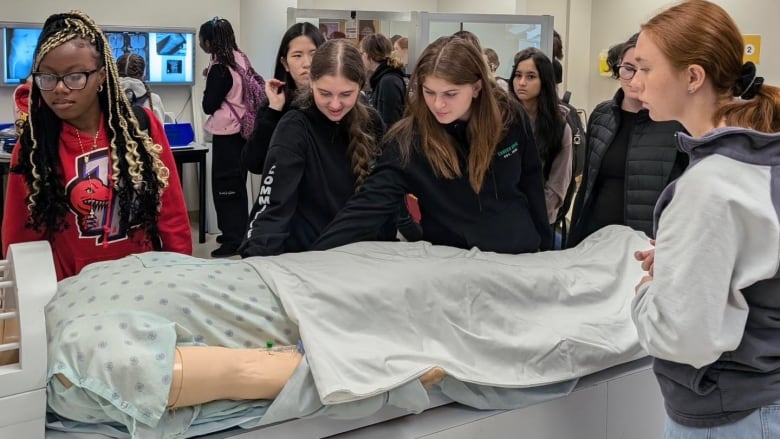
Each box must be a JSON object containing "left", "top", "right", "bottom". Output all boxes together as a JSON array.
[
  {"left": 32, "top": 69, "right": 100, "bottom": 91},
  {"left": 617, "top": 64, "right": 637, "bottom": 80}
]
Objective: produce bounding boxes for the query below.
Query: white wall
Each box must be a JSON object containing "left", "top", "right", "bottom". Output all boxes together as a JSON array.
[{"left": 297, "top": 0, "right": 437, "bottom": 12}]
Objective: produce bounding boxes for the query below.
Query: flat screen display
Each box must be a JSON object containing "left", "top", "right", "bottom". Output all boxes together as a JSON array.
[
  {"left": 4, "top": 27, "right": 42, "bottom": 85},
  {"left": 147, "top": 32, "right": 194, "bottom": 84},
  {"left": 2, "top": 25, "right": 195, "bottom": 86}
]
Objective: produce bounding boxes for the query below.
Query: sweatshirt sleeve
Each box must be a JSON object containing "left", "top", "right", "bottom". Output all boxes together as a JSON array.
[
  {"left": 147, "top": 110, "right": 193, "bottom": 255},
  {"left": 631, "top": 156, "right": 780, "bottom": 368},
  {"left": 516, "top": 117, "right": 553, "bottom": 251},
  {"left": 544, "top": 123, "right": 573, "bottom": 223},
  {"left": 239, "top": 114, "right": 307, "bottom": 257},
  {"left": 312, "top": 142, "right": 408, "bottom": 250},
  {"left": 242, "top": 100, "right": 284, "bottom": 174},
  {"left": 202, "top": 64, "right": 232, "bottom": 115},
  {"left": 2, "top": 143, "right": 46, "bottom": 257}
]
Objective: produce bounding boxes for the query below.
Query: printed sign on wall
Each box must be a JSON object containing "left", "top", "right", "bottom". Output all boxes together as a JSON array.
[{"left": 743, "top": 34, "right": 761, "bottom": 64}]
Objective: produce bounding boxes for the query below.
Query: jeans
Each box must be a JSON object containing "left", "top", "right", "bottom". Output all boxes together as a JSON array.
[{"left": 665, "top": 405, "right": 780, "bottom": 438}]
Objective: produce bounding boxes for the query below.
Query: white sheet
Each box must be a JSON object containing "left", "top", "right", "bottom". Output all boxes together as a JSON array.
[{"left": 246, "top": 225, "right": 649, "bottom": 404}]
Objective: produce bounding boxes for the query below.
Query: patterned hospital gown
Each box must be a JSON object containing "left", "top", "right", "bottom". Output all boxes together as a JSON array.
[{"left": 45, "top": 252, "right": 298, "bottom": 435}]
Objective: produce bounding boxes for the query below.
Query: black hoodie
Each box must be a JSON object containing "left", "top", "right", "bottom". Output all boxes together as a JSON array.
[
  {"left": 313, "top": 115, "right": 552, "bottom": 253},
  {"left": 368, "top": 60, "right": 406, "bottom": 128},
  {"left": 239, "top": 105, "right": 393, "bottom": 257}
]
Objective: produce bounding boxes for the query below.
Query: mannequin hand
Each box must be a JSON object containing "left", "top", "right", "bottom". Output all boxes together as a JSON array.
[{"left": 266, "top": 79, "right": 286, "bottom": 111}]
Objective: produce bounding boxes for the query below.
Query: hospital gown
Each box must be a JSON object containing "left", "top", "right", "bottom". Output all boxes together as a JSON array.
[{"left": 46, "top": 252, "right": 297, "bottom": 436}]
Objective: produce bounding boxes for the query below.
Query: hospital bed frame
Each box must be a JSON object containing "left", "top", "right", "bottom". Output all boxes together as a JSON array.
[{"left": 0, "top": 241, "right": 667, "bottom": 439}]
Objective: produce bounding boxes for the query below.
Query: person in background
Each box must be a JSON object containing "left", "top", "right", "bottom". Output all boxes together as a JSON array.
[
  {"left": 509, "top": 48, "right": 573, "bottom": 226},
  {"left": 239, "top": 39, "right": 394, "bottom": 257},
  {"left": 199, "top": 17, "right": 253, "bottom": 257},
  {"left": 452, "top": 30, "right": 483, "bottom": 52},
  {"left": 2, "top": 10, "right": 191, "bottom": 280},
  {"left": 392, "top": 37, "right": 409, "bottom": 72},
  {"left": 116, "top": 53, "right": 166, "bottom": 123},
  {"left": 630, "top": 1, "right": 780, "bottom": 436},
  {"left": 312, "top": 36, "right": 551, "bottom": 254},
  {"left": 567, "top": 33, "right": 686, "bottom": 247},
  {"left": 361, "top": 33, "right": 407, "bottom": 128},
  {"left": 483, "top": 48, "right": 508, "bottom": 91},
  {"left": 242, "top": 22, "right": 325, "bottom": 174},
  {"left": 552, "top": 30, "right": 564, "bottom": 87}
]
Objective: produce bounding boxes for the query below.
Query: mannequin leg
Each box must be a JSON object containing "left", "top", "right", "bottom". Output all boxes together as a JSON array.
[{"left": 419, "top": 367, "right": 446, "bottom": 388}]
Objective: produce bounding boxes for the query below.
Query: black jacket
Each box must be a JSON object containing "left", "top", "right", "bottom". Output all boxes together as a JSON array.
[
  {"left": 313, "top": 116, "right": 552, "bottom": 253},
  {"left": 239, "top": 105, "right": 391, "bottom": 257},
  {"left": 242, "top": 98, "right": 292, "bottom": 174},
  {"left": 368, "top": 61, "right": 406, "bottom": 128},
  {"left": 568, "top": 89, "right": 688, "bottom": 246},
  {"left": 202, "top": 64, "right": 232, "bottom": 114}
]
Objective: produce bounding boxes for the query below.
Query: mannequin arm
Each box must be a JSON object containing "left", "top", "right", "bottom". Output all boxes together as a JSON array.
[{"left": 54, "top": 345, "right": 446, "bottom": 409}]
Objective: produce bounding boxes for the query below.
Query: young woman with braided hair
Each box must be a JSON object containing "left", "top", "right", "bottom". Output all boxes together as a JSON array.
[
  {"left": 199, "top": 17, "right": 258, "bottom": 257},
  {"left": 239, "top": 39, "right": 395, "bottom": 257},
  {"left": 116, "top": 53, "right": 166, "bottom": 123},
  {"left": 1, "top": 10, "right": 191, "bottom": 280}
]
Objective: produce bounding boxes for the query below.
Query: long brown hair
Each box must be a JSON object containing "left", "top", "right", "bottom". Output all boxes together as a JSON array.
[
  {"left": 642, "top": 0, "right": 780, "bottom": 132},
  {"left": 389, "top": 36, "right": 514, "bottom": 193},
  {"left": 296, "top": 39, "right": 378, "bottom": 188}
]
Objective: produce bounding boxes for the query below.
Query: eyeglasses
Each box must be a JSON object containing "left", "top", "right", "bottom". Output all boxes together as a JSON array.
[
  {"left": 32, "top": 69, "right": 100, "bottom": 91},
  {"left": 617, "top": 64, "right": 637, "bottom": 80}
]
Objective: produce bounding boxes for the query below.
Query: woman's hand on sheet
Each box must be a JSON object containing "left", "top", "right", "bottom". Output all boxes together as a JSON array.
[
  {"left": 266, "top": 79, "right": 286, "bottom": 111},
  {"left": 634, "top": 239, "right": 655, "bottom": 275},
  {"left": 634, "top": 239, "right": 655, "bottom": 294}
]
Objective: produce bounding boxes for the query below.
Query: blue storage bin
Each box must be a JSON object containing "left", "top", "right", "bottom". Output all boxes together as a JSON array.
[{"left": 163, "top": 123, "right": 194, "bottom": 146}]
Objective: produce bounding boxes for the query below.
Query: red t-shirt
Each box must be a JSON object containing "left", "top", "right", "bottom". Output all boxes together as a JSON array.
[{"left": 2, "top": 109, "right": 192, "bottom": 280}]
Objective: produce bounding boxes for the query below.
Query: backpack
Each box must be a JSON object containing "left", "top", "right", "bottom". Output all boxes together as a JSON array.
[
  {"left": 226, "top": 51, "right": 266, "bottom": 140},
  {"left": 125, "top": 89, "right": 149, "bottom": 108},
  {"left": 561, "top": 93, "right": 586, "bottom": 177}
]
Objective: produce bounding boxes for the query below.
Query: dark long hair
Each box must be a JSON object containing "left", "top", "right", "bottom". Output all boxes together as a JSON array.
[
  {"left": 199, "top": 17, "right": 239, "bottom": 70},
  {"left": 509, "top": 47, "right": 565, "bottom": 178},
  {"left": 295, "top": 39, "right": 378, "bottom": 188},
  {"left": 273, "top": 22, "right": 325, "bottom": 104},
  {"left": 390, "top": 36, "right": 515, "bottom": 193},
  {"left": 116, "top": 53, "right": 155, "bottom": 114},
  {"left": 15, "top": 10, "right": 168, "bottom": 239}
]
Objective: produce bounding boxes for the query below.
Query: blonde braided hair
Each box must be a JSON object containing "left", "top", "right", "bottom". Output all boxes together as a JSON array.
[{"left": 14, "top": 10, "right": 169, "bottom": 241}]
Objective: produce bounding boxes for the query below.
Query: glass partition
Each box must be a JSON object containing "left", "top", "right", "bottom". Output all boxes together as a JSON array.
[
  {"left": 410, "top": 12, "right": 554, "bottom": 79},
  {"left": 287, "top": 8, "right": 411, "bottom": 44}
]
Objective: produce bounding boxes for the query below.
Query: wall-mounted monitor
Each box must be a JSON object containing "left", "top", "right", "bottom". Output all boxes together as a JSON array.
[
  {"left": 3, "top": 26, "right": 42, "bottom": 85},
  {"left": 1, "top": 23, "right": 195, "bottom": 86},
  {"left": 105, "top": 29, "right": 195, "bottom": 85}
]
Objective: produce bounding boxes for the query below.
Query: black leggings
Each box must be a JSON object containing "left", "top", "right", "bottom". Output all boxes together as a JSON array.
[{"left": 211, "top": 133, "right": 248, "bottom": 247}]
